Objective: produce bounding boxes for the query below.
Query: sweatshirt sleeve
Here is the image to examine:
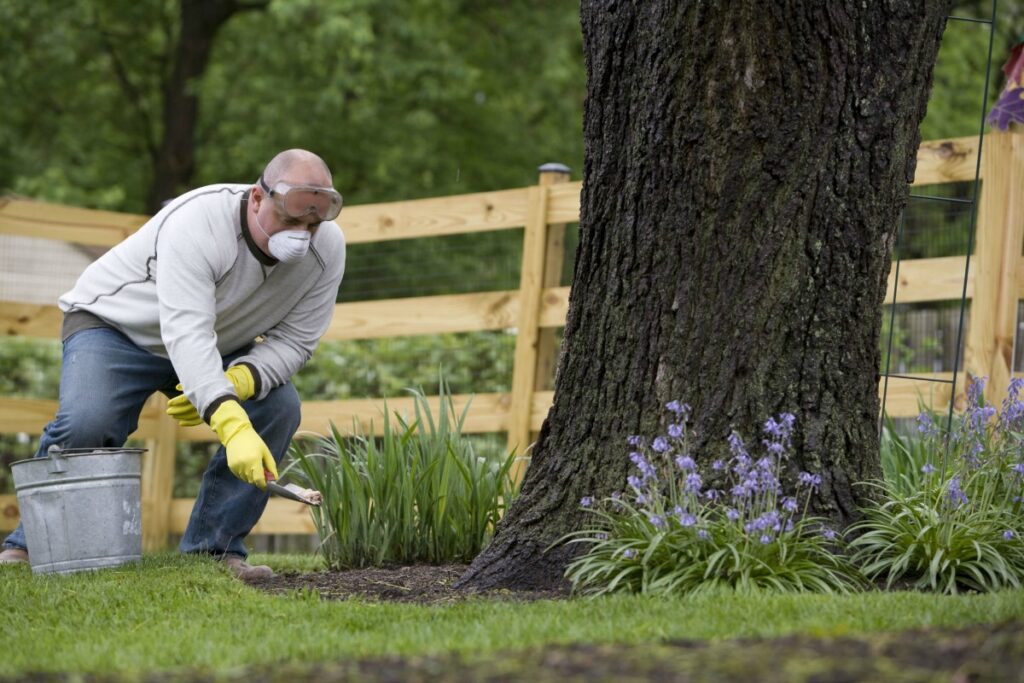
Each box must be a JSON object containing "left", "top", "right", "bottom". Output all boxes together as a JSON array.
[
  {"left": 155, "top": 206, "right": 237, "bottom": 419},
  {"left": 231, "top": 229, "right": 346, "bottom": 398}
]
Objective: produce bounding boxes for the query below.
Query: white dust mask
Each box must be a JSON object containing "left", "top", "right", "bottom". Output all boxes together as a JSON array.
[{"left": 254, "top": 211, "right": 310, "bottom": 264}]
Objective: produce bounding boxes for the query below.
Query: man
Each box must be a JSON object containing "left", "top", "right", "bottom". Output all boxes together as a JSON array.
[{"left": 0, "top": 149, "right": 346, "bottom": 579}]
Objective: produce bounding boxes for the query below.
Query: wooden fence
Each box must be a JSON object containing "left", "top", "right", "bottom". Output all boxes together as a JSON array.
[{"left": 1, "top": 132, "right": 1022, "bottom": 549}]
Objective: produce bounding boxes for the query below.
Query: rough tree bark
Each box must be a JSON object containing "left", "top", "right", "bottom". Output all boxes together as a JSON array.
[
  {"left": 147, "top": 0, "right": 268, "bottom": 212},
  {"left": 458, "top": 1, "right": 951, "bottom": 591}
]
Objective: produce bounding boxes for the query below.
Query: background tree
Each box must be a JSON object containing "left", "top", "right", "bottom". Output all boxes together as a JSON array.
[{"left": 458, "top": 0, "right": 953, "bottom": 591}]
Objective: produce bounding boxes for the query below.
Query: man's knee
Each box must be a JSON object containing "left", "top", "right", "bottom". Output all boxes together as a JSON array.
[{"left": 49, "top": 405, "right": 130, "bottom": 448}]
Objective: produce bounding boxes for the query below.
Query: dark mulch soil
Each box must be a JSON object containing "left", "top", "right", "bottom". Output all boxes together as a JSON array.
[{"left": 249, "top": 563, "right": 568, "bottom": 604}]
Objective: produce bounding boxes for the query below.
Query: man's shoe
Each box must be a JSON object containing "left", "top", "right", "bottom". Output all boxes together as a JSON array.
[
  {"left": 0, "top": 547, "right": 28, "bottom": 565},
  {"left": 221, "top": 553, "right": 274, "bottom": 581}
]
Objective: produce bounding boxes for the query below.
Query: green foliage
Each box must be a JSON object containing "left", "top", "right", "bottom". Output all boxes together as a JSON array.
[
  {"left": 288, "top": 380, "right": 520, "bottom": 568},
  {"left": 851, "top": 379, "right": 1024, "bottom": 593},
  {"left": 563, "top": 404, "right": 864, "bottom": 597},
  {"left": 878, "top": 411, "right": 940, "bottom": 496}
]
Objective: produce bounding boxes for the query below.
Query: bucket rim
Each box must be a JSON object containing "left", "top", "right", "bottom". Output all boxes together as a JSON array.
[{"left": 11, "top": 447, "right": 147, "bottom": 468}]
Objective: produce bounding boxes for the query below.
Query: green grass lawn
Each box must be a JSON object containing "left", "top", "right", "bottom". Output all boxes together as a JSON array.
[{"left": 1, "top": 552, "right": 1023, "bottom": 677}]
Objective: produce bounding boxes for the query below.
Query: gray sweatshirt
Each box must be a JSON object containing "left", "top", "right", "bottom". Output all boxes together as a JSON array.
[{"left": 59, "top": 183, "right": 346, "bottom": 420}]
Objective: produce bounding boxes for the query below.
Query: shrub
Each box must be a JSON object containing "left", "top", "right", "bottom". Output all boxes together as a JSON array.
[
  {"left": 562, "top": 402, "right": 864, "bottom": 596},
  {"left": 287, "top": 382, "right": 520, "bottom": 569},
  {"left": 850, "top": 378, "right": 1024, "bottom": 593}
]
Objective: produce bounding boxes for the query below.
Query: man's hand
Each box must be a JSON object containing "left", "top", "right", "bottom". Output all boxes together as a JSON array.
[
  {"left": 166, "top": 365, "right": 256, "bottom": 427},
  {"left": 208, "top": 400, "right": 279, "bottom": 489}
]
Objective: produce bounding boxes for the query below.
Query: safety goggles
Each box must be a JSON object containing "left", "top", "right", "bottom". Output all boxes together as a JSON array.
[{"left": 259, "top": 173, "right": 343, "bottom": 222}]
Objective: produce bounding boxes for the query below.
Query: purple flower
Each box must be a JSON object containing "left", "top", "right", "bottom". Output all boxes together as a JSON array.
[
  {"left": 921, "top": 463, "right": 936, "bottom": 475},
  {"left": 704, "top": 489, "right": 720, "bottom": 501},
  {"left": 675, "top": 455, "right": 696, "bottom": 471},
  {"left": 685, "top": 472, "right": 703, "bottom": 493},
  {"left": 627, "top": 475, "right": 642, "bottom": 490},
  {"left": 798, "top": 472, "right": 822, "bottom": 490},
  {"left": 726, "top": 508, "right": 740, "bottom": 521},
  {"left": 917, "top": 412, "right": 937, "bottom": 437},
  {"left": 651, "top": 437, "right": 670, "bottom": 453},
  {"left": 759, "top": 534, "right": 772, "bottom": 544},
  {"left": 627, "top": 435, "right": 643, "bottom": 447},
  {"left": 580, "top": 496, "right": 594, "bottom": 508},
  {"left": 1012, "top": 463, "right": 1024, "bottom": 476},
  {"left": 678, "top": 512, "right": 697, "bottom": 527},
  {"left": 711, "top": 459, "right": 725, "bottom": 471},
  {"left": 611, "top": 491, "right": 624, "bottom": 510},
  {"left": 649, "top": 514, "right": 666, "bottom": 529},
  {"left": 596, "top": 532, "right": 608, "bottom": 540},
  {"left": 967, "top": 377, "right": 987, "bottom": 408},
  {"left": 668, "top": 424, "right": 684, "bottom": 439},
  {"left": 1004, "top": 530, "right": 1016, "bottom": 540},
  {"left": 666, "top": 401, "right": 691, "bottom": 418},
  {"left": 728, "top": 431, "right": 748, "bottom": 459},
  {"left": 947, "top": 476, "right": 969, "bottom": 507},
  {"left": 822, "top": 528, "right": 837, "bottom": 541},
  {"left": 697, "top": 529, "right": 709, "bottom": 539},
  {"left": 782, "top": 497, "right": 798, "bottom": 513},
  {"left": 623, "top": 549, "right": 636, "bottom": 559}
]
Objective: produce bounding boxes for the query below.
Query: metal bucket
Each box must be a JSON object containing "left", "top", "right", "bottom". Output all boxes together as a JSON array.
[{"left": 11, "top": 446, "right": 145, "bottom": 575}]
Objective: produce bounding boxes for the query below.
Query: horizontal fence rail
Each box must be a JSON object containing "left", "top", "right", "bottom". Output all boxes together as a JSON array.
[{"left": 0, "top": 133, "right": 1021, "bottom": 543}]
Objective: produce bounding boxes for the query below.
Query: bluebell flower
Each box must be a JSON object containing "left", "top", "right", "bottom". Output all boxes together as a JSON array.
[
  {"left": 580, "top": 496, "right": 594, "bottom": 508},
  {"left": 704, "top": 489, "right": 720, "bottom": 501},
  {"left": 947, "top": 476, "right": 969, "bottom": 507},
  {"left": 967, "top": 377, "right": 987, "bottom": 408},
  {"left": 675, "top": 455, "right": 696, "bottom": 471},
  {"left": 697, "top": 529, "right": 709, "bottom": 539},
  {"left": 728, "top": 431, "right": 748, "bottom": 459},
  {"left": 685, "top": 472, "right": 703, "bottom": 493},
  {"left": 916, "top": 412, "right": 937, "bottom": 437},
  {"left": 623, "top": 549, "right": 636, "bottom": 559},
  {"left": 822, "top": 528, "right": 837, "bottom": 541},
  {"left": 596, "top": 532, "right": 608, "bottom": 540},
  {"left": 782, "top": 496, "right": 798, "bottom": 513},
  {"left": 651, "top": 437, "right": 670, "bottom": 453},
  {"left": 759, "top": 534, "right": 772, "bottom": 544},
  {"left": 627, "top": 435, "right": 643, "bottom": 447},
  {"left": 1004, "top": 530, "right": 1016, "bottom": 540},
  {"left": 678, "top": 512, "right": 697, "bottom": 527},
  {"left": 649, "top": 514, "right": 666, "bottom": 529},
  {"left": 668, "top": 423, "right": 684, "bottom": 438},
  {"left": 711, "top": 459, "right": 725, "bottom": 471},
  {"left": 1011, "top": 462, "right": 1024, "bottom": 476},
  {"left": 666, "top": 401, "right": 691, "bottom": 419},
  {"left": 921, "top": 463, "right": 936, "bottom": 475},
  {"left": 726, "top": 508, "right": 740, "bottom": 521},
  {"left": 798, "top": 472, "right": 822, "bottom": 489},
  {"left": 627, "top": 475, "right": 642, "bottom": 489}
]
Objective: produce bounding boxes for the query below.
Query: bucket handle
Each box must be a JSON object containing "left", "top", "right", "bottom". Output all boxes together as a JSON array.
[{"left": 47, "top": 445, "right": 67, "bottom": 475}]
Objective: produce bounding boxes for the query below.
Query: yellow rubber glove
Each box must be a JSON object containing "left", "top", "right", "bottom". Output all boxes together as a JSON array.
[
  {"left": 166, "top": 365, "right": 257, "bottom": 427},
  {"left": 209, "top": 400, "right": 279, "bottom": 489}
]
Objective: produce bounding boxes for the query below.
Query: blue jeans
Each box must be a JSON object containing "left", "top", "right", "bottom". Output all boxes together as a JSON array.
[{"left": 3, "top": 327, "right": 301, "bottom": 558}]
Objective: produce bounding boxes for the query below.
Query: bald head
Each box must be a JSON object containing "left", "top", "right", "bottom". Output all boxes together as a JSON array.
[{"left": 261, "top": 149, "right": 333, "bottom": 188}]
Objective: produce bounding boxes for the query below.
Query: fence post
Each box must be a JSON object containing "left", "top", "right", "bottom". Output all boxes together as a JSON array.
[
  {"left": 141, "top": 394, "right": 177, "bottom": 551},
  {"left": 508, "top": 164, "right": 568, "bottom": 481},
  {"left": 533, "top": 164, "right": 572, "bottom": 395},
  {"left": 964, "top": 131, "right": 1024, "bottom": 407}
]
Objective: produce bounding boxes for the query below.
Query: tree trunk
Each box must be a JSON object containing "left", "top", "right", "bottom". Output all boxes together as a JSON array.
[
  {"left": 147, "top": 0, "right": 267, "bottom": 212},
  {"left": 458, "top": 0, "right": 950, "bottom": 591}
]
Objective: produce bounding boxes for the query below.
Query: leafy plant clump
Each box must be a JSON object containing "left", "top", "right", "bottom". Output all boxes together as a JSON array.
[
  {"left": 288, "top": 382, "right": 520, "bottom": 569},
  {"left": 563, "top": 402, "right": 864, "bottom": 597},
  {"left": 850, "top": 378, "right": 1024, "bottom": 594}
]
